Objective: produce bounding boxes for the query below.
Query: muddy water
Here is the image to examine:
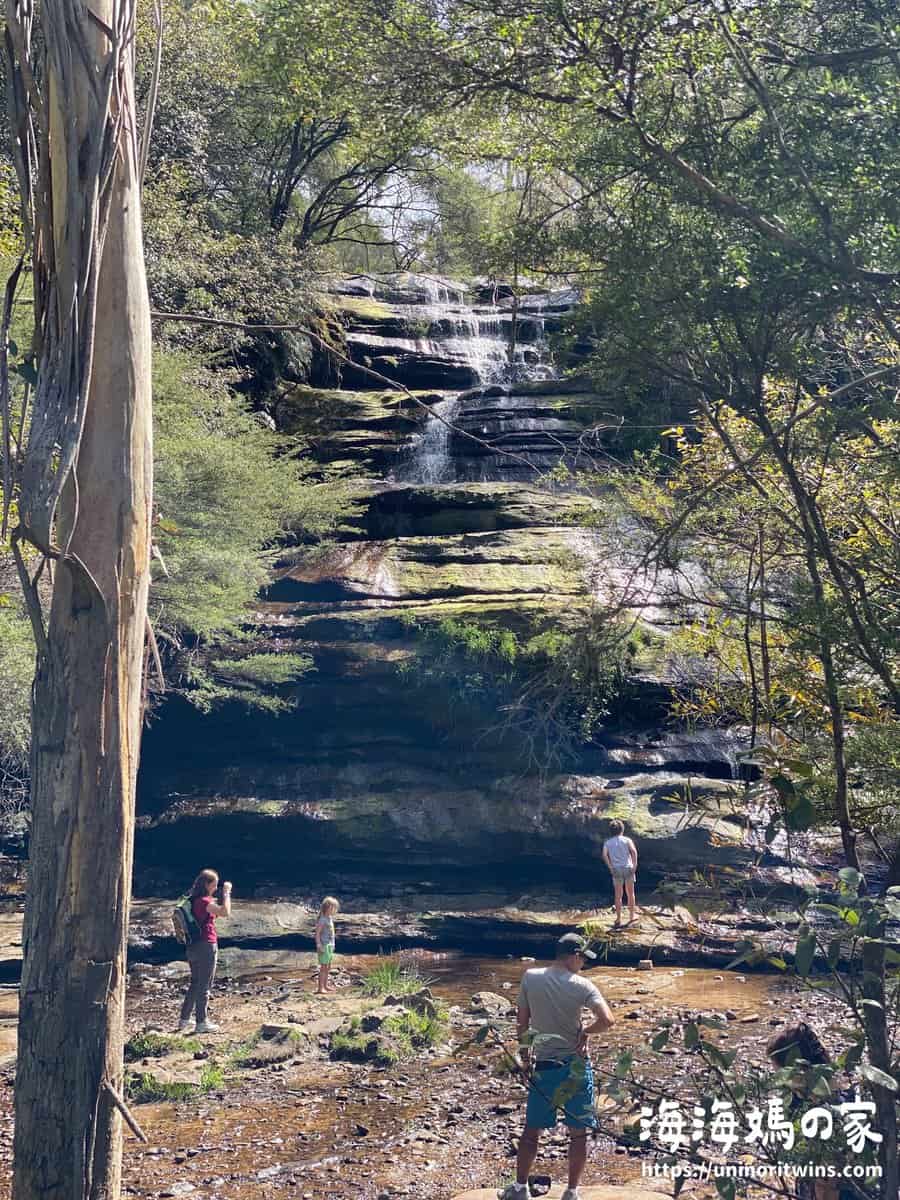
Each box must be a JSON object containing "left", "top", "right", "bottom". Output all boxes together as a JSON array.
[{"left": 106, "top": 954, "right": 808, "bottom": 1200}]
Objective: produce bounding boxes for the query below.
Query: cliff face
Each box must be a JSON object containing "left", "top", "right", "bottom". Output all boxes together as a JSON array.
[{"left": 137, "top": 274, "right": 750, "bottom": 895}]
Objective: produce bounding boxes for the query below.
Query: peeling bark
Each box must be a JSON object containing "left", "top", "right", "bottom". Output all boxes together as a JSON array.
[{"left": 7, "top": 2, "right": 153, "bottom": 1197}]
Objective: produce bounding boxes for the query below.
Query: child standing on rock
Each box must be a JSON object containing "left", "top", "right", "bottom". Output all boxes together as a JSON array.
[{"left": 315, "top": 896, "right": 340, "bottom": 994}]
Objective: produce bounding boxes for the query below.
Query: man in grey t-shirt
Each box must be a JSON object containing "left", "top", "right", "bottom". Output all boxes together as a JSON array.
[{"left": 499, "top": 933, "right": 614, "bottom": 1200}]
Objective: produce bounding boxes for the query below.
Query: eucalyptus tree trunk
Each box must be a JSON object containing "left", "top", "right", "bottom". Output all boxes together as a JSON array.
[{"left": 4, "top": 0, "right": 153, "bottom": 1196}]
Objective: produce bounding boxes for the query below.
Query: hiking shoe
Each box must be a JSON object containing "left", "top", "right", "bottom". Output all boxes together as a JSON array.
[
  {"left": 195, "top": 1021, "right": 220, "bottom": 1033},
  {"left": 176, "top": 1019, "right": 193, "bottom": 1033},
  {"left": 498, "top": 1185, "right": 531, "bottom": 1200},
  {"left": 561, "top": 1190, "right": 581, "bottom": 1200}
]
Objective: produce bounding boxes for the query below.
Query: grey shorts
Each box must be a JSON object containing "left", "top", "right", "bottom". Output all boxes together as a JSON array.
[{"left": 611, "top": 867, "right": 635, "bottom": 885}]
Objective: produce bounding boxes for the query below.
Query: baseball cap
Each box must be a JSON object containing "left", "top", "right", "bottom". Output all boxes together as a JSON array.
[{"left": 556, "top": 932, "right": 597, "bottom": 960}]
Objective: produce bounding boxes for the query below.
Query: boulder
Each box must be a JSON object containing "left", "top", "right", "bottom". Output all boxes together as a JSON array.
[
  {"left": 360, "top": 1006, "right": 398, "bottom": 1033},
  {"left": 384, "top": 987, "right": 438, "bottom": 1018},
  {"left": 467, "top": 991, "right": 513, "bottom": 1018}
]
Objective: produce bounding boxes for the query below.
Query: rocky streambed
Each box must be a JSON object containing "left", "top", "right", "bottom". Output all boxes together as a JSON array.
[{"left": 0, "top": 943, "right": 840, "bottom": 1200}]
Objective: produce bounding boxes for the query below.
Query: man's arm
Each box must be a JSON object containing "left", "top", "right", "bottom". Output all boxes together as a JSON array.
[
  {"left": 578, "top": 996, "right": 614, "bottom": 1054},
  {"left": 601, "top": 844, "right": 612, "bottom": 870},
  {"left": 516, "top": 1002, "right": 532, "bottom": 1066},
  {"left": 628, "top": 838, "right": 638, "bottom": 869}
]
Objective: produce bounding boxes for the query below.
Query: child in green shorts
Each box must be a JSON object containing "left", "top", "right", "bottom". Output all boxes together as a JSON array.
[{"left": 315, "top": 896, "right": 340, "bottom": 994}]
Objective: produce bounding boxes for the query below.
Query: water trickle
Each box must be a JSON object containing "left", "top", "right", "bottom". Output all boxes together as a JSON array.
[{"left": 415, "top": 395, "right": 462, "bottom": 484}]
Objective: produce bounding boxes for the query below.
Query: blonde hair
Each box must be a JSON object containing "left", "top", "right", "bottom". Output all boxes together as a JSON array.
[
  {"left": 191, "top": 868, "right": 219, "bottom": 898},
  {"left": 319, "top": 896, "right": 340, "bottom": 915}
]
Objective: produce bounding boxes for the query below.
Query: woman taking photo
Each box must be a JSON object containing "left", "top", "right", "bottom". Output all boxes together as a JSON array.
[{"left": 178, "top": 869, "right": 232, "bottom": 1033}]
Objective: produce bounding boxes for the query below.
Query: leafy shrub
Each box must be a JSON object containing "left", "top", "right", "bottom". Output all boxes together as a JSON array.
[{"left": 397, "top": 611, "right": 632, "bottom": 765}]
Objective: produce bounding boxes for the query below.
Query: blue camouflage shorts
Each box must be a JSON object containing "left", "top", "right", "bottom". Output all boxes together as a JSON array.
[{"left": 525, "top": 1055, "right": 597, "bottom": 1129}]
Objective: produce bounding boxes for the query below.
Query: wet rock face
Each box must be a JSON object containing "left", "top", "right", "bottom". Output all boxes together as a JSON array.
[
  {"left": 329, "top": 273, "right": 572, "bottom": 393},
  {"left": 136, "top": 272, "right": 755, "bottom": 901}
]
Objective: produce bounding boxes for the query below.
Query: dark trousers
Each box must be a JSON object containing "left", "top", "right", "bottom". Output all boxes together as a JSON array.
[{"left": 179, "top": 941, "right": 217, "bottom": 1023}]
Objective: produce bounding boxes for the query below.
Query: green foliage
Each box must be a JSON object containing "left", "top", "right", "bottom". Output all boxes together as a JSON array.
[
  {"left": 0, "top": 588, "right": 34, "bottom": 811},
  {"left": 384, "top": 1006, "right": 448, "bottom": 1052},
  {"left": 151, "top": 349, "right": 336, "bottom": 642},
  {"left": 185, "top": 651, "right": 315, "bottom": 714},
  {"left": 360, "top": 956, "right": 429, "bottom": 998},
  {"left": 331, "top": 1004, "right": 447, "bottom": 1065},
  {"left": 124, "top": 1063, "right": 223, "bottom": 1104},
  {"left": 330, "top": 1024, "right": 400, "bottom": 1067},
  {"left": 150, "top": 349, "right": 345, "bottom": 710},
  {"left": 123, "top": 1032, "right": 201, "bottom": 1062},
  {"left": 397, "top": 610, "right": 631, "bottom": 764}
]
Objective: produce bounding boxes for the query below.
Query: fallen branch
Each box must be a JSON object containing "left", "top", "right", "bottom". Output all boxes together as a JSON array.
[{"left": 101, "top": 1078, "right": 148, "bottom": 1143}]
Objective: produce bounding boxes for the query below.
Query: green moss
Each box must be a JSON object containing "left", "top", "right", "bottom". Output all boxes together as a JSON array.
[
  {"left": 333, "top": 295, "right": 392, "bottom": 321},
  {"left": 274, "top": 387, "right": 405, "bottom": 436},
  {"left": 254, "top": 800, "right": 286, "bottom": 816}
]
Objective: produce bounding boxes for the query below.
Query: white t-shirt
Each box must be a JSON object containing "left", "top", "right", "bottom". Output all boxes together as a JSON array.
[
  {"left": 604, "top": 834, "right": 635, "bottom": 871},
  {"left": 518, "top": 966, "right": 606, "bottom": 1057}
]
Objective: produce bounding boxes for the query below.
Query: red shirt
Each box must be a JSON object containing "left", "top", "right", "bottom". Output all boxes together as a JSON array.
[{"left": 192, "top": 895, "right": 217, "bottom": 944}]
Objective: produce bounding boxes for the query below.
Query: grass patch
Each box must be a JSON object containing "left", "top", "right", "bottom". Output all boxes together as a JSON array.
[
  {"left": 331, "top": 1029, "right": 400, "bottom": 1067},
  {"left": 124, "top": 1032, "right": 201, "bottom": 1062},
  {"left": 330, "top": 1007, "right": 447, "bottom": 1066},
  {"left": 200, "top": 1063, "right": 225, "bottom": 1090},
  {"left": 384, "top": 1007, "right": 448, "bottom": 1052},
  {"left": 125, "top": 1062, "right": 224, "bottom": 1104},
  {"left": 226, "top": 1029, "right": 261, "bottom": 1065},
  {"left": 360, "top": 956, "right": 430, "bottom": 998}
]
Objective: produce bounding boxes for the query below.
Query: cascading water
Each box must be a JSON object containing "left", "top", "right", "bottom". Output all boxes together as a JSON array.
[
  {"left": 414, "top": 395, "right": 462, "bottom": 484},
  {"left": 379, "top": 280, "right": 571, "bottom": 484}
]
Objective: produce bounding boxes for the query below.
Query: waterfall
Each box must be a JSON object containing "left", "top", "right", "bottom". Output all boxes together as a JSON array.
[
  {"left": 331, "top": 273, "right": 580, "bottom": 485},
  {"left": 414, "top": 395, "right": 462, "bottom": 484}
]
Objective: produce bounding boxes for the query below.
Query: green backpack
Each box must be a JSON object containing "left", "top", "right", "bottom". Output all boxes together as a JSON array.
[{"left": 172, "top": 895, "right": 202, "bottom": 945}]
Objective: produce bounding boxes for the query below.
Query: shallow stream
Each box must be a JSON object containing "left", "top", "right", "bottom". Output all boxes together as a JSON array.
[{"left": 92, "top": 952, "right": 829, "bottom": 1200}]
